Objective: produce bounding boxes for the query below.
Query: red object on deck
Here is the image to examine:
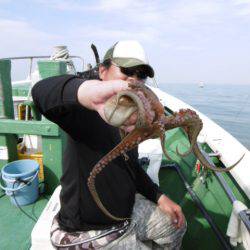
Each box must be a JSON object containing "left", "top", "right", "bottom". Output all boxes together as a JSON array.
[{"left": 196, "top": 162, "right": 201, "bottom": 173}]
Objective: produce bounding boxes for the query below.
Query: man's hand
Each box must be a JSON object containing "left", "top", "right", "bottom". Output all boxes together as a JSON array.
[
  {"left": 157, "top": 194, "right": 185, "bottom": 229},
  {"left": 77, "top": 80, "right": 136, "bottom": 131}
]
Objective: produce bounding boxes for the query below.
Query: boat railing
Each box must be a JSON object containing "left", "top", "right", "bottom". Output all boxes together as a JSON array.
[
  {"left": 1, "top": 55, "right": 85, "bottom": 84},
  {"left": 201, "top": 147, "right": 250, "bottom": 233},
  {"left": 1, "top": 55, "right": 160, "bottom": 88}
]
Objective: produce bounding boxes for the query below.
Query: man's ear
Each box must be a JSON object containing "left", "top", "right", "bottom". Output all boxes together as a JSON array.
[{"left": 99, "top": 65, "right": 107, "bottom": 80}]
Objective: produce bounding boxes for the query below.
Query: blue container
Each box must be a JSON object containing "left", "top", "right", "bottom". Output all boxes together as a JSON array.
[{"left": 0, "top": 159, "right": 39, "bottom": 206}]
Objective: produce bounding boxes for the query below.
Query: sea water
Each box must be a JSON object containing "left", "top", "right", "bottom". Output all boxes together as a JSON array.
[{"left": 160, "top": 84, "right": 250, "bottom": 150}]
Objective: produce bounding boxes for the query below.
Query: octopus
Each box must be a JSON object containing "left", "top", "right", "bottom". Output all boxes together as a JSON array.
[{"left": 87, "top": 81, "right": 244, "bottom": 221}]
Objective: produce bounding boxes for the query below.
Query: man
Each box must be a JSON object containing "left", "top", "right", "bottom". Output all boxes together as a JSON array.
[{"left": 32, "top": 40, "right": 186, "bottom": 249}]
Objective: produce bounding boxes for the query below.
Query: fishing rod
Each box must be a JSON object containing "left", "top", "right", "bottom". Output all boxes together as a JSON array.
[
  {"left": 163, "top": 163, "right": 233, "bottom": 250},
  {"left": 77, "top": 44, "right": 100, "bottom": 79}
]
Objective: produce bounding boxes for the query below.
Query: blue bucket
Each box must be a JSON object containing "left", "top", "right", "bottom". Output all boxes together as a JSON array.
[{"left": 0, "top": 159, "right": 39, "bottom": 206}]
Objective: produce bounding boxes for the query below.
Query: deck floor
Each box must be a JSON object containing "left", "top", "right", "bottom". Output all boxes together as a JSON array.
[
  {"left": 0, "top": 166, "right": 238, "bottom": 250},
  {"left": 0, "top": 192, "right": 49, "bottom": 250}
]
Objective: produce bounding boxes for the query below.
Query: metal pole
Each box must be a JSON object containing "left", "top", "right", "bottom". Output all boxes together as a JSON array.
[{"left": 201, "top": 149, "right": 250, "bottom": 233}]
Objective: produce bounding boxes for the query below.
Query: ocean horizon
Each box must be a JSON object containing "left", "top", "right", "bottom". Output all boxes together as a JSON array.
[{"left": 159, "top": 83, "right": 250, "bottom": 150}]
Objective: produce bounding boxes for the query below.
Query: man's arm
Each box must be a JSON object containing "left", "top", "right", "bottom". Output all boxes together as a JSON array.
[
  {"left": 32, "top": 75, "right": 83, "bottom": 117},
  {"left": 32, "top": 75, "right": 130, "bottom": 140},
  {"left": 129, "top": 149, "right": 185, "bottom": 228},
  {"left": 32, "top": 75, "right": 90, "bottom": 140}
]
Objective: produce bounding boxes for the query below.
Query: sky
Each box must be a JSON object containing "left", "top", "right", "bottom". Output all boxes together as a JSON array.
[{"left": 0, "top": 0, "right": 250, "bottom": 85}]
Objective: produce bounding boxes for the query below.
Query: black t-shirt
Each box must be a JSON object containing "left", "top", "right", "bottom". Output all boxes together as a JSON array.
[{"left": 32, "top": 74, "right": 162, "bottom": 231}]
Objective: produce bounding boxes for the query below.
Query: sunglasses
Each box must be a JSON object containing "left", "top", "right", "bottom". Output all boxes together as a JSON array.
[
  {"left": 120, "top": 67, "right": 148, "bottom": 80},
  {"left": 111, "top": 61, "right": 148, "bottom": 80}
]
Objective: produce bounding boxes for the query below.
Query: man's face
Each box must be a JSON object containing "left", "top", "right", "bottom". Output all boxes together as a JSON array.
[
  {"left": 99, "top": 63, "right": 146, "bottom": 83},
  {"left": 99, "top": 64, "right": 128, "bottom": 81}
]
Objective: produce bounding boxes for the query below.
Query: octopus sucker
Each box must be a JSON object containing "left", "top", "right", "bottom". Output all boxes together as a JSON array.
[{"left": 87, "top": 80, "right": 244, "bottom": 221}]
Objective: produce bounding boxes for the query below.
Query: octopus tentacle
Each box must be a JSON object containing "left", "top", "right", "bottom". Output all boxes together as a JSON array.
[
  {"left": 176, "top": 112, "right": 203, "bottom": 157},
  {"left": 192, "top": 142, "right": 245, "bottom": 172},
  {"left": 87, "top": 128, "right": 151, "bottom": 221},
  {"left": 161, "top": 109, "right": 244, "bottom": 170},
  {"left": 88, "top": 178, "right": 123, "bottom": 221},
  {"left": 119, "top": 129, "right": 130, "bottom": 160},
  {"left": 161, "top": 109, "right": 201, "bottom": 156},
  {"left": 158, "top": 123, "right": 174, "bottom": 161}
]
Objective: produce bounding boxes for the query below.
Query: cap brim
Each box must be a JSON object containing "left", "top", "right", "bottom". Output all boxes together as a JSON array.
[{"left": 112, "top": 58, "right": 154, "bottom": 78}]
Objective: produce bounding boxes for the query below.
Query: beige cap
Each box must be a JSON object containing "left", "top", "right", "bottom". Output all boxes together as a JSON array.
[{"left": 103, "top": 40, "right": 154, "bottom": 78}]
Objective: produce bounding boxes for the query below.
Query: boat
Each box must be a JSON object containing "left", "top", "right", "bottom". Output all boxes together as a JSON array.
[
  {"left": 0, "top": 46, "right": 249, "bottom": 250},
  {"left": 199, "top": 81, "right": 205, "bottom": 88}
]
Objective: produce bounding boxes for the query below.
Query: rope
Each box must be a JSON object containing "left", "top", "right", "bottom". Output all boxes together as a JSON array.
[{"left": 50, "top": 46, "right": 76, "bottom": 74}]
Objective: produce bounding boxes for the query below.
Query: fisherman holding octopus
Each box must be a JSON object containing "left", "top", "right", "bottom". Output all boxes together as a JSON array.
[{"left": 32, "top": 40, "right": 186, "bottom": 249}]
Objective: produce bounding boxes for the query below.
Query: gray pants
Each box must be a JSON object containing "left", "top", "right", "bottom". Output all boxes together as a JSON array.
[
  {"left": 104, "top": 194, "right": 186, "bottom": 249},
  {"left": 51, "top": 194, "right": 186, "bottom": 249}
]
